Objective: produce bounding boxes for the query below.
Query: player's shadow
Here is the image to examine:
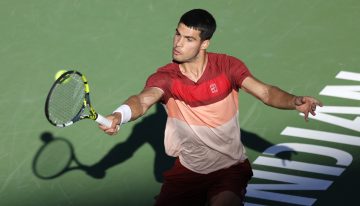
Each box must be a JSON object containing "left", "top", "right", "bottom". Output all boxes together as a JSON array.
[
  {"left": 241, "top": 130, "right": 297, "bottom": 161},
  {"left": 86, "top": 103, "right": 175, "bottom": 182},
  {"left": 86, "top": 104, "right": 297, "bottom": 181}
]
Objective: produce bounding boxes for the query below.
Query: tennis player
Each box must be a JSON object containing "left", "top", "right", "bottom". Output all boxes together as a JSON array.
[{"left": 99, "top": 9, "right": 322, "bottom": 206}]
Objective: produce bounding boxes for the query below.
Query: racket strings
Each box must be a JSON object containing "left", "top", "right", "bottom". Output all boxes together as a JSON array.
[{"left": 48, "top": 73, "right": 85, "bottom": 124}]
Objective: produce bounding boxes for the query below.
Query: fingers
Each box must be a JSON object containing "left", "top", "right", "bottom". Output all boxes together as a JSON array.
[
  {"left": 309, "top": 98, "right": 322, "bottom": 115},
  {"left": 304, "top": 111, "right": 309, "bottom": 122},
  {"left": 299, "top": 96, "right": 323, "bottom": 122},
  {"left": 303, "top": 103, "right": 317, "bottom": 122},
  {"left": 310, "top": 98, "right": 323, "bottom": 108},
  {"left": 310, "top": 108, "right": 316, "bottom": 116},
  {"left": 310, "top": 102, "right": 317, "bottom": 113},
  {"left": 98, "top": 113, "right": 122, "bottom": 136},
  {"left": 103, "top": 125, "right": 120, "bottom": 136},
  {"left": 316, "top": 99, "right": 323, "bottom": 107}
]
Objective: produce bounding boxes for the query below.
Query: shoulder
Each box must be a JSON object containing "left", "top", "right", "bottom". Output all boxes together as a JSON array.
[
  {"left": 148, "top": 62, "right": 178, "bottom": 79},
  {"left": 208, "top": 52, "right": 245, "bottom": 66},
  {"left": 145, "top": 62, "right": 179, "bottom": 88},
  {"left": 157, "top": 62, "right": 178, "bottom": 73},
  {"left": 207, "top": 52, "right": 247, "bottom": 73},
  {"left": 207, "top": 52, "right": 252, "bottom": 87},
  {"left": 145, "top": 62, "right": 179, "bottom": 103}
]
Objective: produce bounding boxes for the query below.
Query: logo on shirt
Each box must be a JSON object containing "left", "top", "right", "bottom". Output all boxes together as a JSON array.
[{"left": 210, "top": 83, "right": 218, "bottom": 93}]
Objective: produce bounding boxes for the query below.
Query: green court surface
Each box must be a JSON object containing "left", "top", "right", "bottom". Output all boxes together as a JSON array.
[{"left": 0, "top": 0, "right": 359, "bottom": 205}]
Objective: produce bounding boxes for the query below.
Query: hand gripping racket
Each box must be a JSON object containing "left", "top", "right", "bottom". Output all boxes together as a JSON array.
[{"left": 45, "top": 70, "right": 112, "bottom": 128}]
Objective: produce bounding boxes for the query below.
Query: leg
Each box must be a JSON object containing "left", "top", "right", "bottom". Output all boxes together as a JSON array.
[
  {"left": 154, "top": 158, "right": 207, "bottom": 206},
  {"left": 210, "top": 191, "right": 243, "bottom": 206},
  {"left": 207, "top": 159, "right": 253, "bottom": 206}
]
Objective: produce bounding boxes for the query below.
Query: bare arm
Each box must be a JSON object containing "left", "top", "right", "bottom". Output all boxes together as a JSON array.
[
  {"left": 123, "top": 87, "right": 164, "bottom": 120},
  {"left": 241, "top": 76, "right": 322, "bottom": 121},
  {"left": 99, "top": 87, "right": 164, "bottom": 135}
]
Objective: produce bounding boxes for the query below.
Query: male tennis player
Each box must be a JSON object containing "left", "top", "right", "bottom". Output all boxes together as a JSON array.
[{"left": 99, "top": 9, "right": 322, "bottom": 206}]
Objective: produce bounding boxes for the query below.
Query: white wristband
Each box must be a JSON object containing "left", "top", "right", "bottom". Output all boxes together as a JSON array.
[{"left": 113, "top": 104, "right": 132, "bottom": 124}]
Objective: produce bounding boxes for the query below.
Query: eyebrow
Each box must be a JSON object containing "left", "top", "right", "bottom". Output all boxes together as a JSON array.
[{"left": 176, "top": 29, "right": 197, "bottom": 40}]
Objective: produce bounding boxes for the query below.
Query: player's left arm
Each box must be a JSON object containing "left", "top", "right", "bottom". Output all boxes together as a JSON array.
[{"left": 241, "top": 76, "right": 323, "bottom": 121}]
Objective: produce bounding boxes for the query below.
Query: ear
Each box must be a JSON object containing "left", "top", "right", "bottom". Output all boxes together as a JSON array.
[{"left": 200, "top": 40, "right": 210, "bottom": 50}]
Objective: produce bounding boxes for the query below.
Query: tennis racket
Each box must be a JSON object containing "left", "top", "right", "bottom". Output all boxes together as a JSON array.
[{"left": 45, "top": 70, "right": 112, "bottom": 128}]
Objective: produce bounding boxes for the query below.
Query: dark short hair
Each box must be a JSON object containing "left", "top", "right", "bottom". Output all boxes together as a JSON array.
[{"left": 179, "top": 9, "right": 216, "bottom": 40}]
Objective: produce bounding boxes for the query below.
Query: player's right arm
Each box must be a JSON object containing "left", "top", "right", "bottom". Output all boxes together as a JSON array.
[{"left": 99, "top": 87, "right": 164, "bottom": 135}]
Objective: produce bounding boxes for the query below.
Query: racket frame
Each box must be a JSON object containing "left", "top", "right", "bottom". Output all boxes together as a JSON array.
[{"left": 45, "top": 70, "right": 111, "bottom": 128}]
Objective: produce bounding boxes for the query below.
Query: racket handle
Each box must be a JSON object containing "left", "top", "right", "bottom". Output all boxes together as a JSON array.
[{"left": 95, "top": 114, "right": 112, "bottom": 128}]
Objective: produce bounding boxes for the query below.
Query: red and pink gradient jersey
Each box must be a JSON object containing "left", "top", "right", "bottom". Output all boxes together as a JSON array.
[{"left": 145, "top": 52, "right": 252, "bottom": 174}]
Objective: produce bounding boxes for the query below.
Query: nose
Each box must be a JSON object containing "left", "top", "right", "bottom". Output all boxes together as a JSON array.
[{"left": 174, "top": 36, "right": 183, "bottom": 47}]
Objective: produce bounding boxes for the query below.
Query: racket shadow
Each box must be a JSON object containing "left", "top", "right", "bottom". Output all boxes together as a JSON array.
[
  {"left": 32, "top": 132, "right": 89, "bottom": 180},
  {"left": 86, "top": 103, "right": 176, "bottom": 182},
  {"left": 33, "top": 104, "right": 175, "bottom": 181}
]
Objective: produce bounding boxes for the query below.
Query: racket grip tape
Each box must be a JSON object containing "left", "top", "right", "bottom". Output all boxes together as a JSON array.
[{"left": 95, "top": 114, "right": 113, "bottom": 128}]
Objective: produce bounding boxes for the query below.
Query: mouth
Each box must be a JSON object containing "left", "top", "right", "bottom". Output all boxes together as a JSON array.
[{"left": 173, "top": 48, "right": 181, "bottom": 56}]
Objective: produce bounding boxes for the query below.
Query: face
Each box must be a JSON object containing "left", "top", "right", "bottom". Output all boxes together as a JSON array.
[{"left": 172, "top": 23, "right": 209, "bottom": 63}]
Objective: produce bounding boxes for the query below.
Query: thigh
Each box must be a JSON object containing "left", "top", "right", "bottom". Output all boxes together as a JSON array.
[
  {"left": 154, "top": 159, "right": 207, "bottom": 206},
  {"left": 210, "top": 191, "right": 242, "bottom": 206},
  {"left": 208, "top": 159, "right": 253, "bottom": 204}
]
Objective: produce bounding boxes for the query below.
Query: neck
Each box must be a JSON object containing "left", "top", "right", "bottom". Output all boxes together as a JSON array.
[{"left": 180, "top": 52, "right": 208, "bottom": 82}]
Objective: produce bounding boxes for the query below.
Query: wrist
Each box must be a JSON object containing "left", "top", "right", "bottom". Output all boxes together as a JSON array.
[
  {"left": 113, "top": 104, "right": 132, "bottom": 124},
  {"left": 294, "top": 96, "right": 303, "bottom": 107}
]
